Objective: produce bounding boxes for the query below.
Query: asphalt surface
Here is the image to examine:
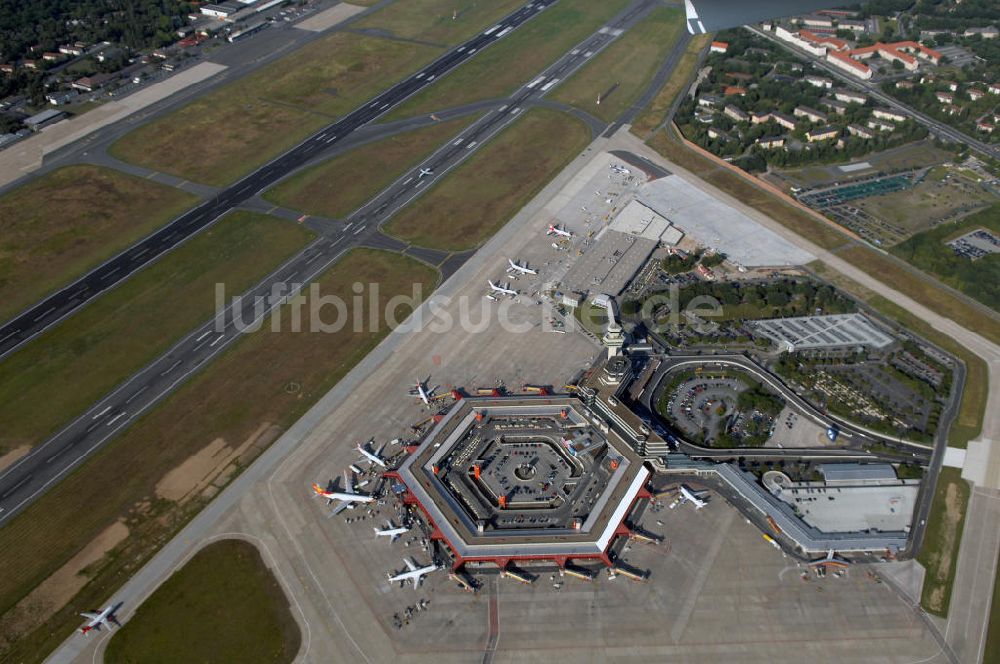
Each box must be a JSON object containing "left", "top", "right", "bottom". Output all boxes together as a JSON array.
[
  {"left": 0, "top": 0, "right": 560, "bottom": 360},
  {"left": 0, "top": 0, "right": 650, "bottom": 527},
  {"left": 631, "top": 351, "right": 944, "bottom": 558}
]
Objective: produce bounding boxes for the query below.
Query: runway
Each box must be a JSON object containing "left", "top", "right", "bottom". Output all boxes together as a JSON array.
[
  {"left": 0, "top": 0, "right": 647, "bottom": 526},
  {"left": 0, "top": 0, "right": 559, "bottom": 361}
]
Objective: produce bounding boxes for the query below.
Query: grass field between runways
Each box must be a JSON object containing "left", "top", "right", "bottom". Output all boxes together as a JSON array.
[
  {"left": 384, "top": 108, "right": 591, "bottom": 251},
  {"left": 549, "top": 6, "right": 684, "bottom": 124},
  {"left": 381, "top": 0, "right": 629, "bottom": 122},
  {"left": 352, "top": 0, "right": 525, "bottom": 45},
  {"left": 0, "top": 165, "right": 198, "bottom": 323},
  {"left": 0, "top": 249, "right": 437, "bottom": 663},
  {"left": 105, "top": 539, "right": 300, "bottom": 664},
  {"left": 109, "top": 33, "right": 442, "bottom": 186},
  {"left": 0, "top": 211, "right": 314, "bottom": 456},
  {"left": 916, "top": 467, "right": 970, "bottom": 617},
  {"left": 264, "top": 115, "right": 476, "bottom": 219}
]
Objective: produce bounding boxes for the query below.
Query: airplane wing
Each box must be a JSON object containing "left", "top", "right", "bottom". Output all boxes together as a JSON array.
[
  {"left": 330, "top": 501, "right": 350, "bottom": 517},
  {"left": 683, "top": 0, "right": 852, "bottom": 34},
  {"left": 342, "top": 470, "right": 352, "bottom": 493},
  {"left": 405, "top": 558, "right": 417, "bottom": 572},
  {"left": 80, "top": 612, "right": 102, "bottom": 620}
]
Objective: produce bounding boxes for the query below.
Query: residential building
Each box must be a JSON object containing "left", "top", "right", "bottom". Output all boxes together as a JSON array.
[
  {"left": 826, "top": 50, "right": 873, "bottom": 79},
  {"left": 710, "top": 41, "right": 729, "bottom": 54},
  {"left": 775, "top": 26, "right": 828, "bottom": 57},
  {"left": 988, "top": 83, "right": 1000, "bottom": 95},
  {"left": 969, "top": 88, "right": 986, "bottom": 101},
  {"left": 800, "top": 29, "right": 849, "bottom": 51},
  {"left": 867, "top": 118, "right": 896, "bottom": 132},
  {"left": 771, "top": 112, "right": 798, "bottom": 130},
  {"left": 799, "top": 14, "right": 834, "bottom": 29},
  {"left": 708, "top": 127, "right": 732, "bottom": 141},
  {"left": 936, "top": 91, "right": 954, "bottom": 104},
  {"left": 964, "top": 26, "right": 999, "bottom": 39},
  {"left": 806, "top": 126, "right": 840, "bottom": 142},
  {"left": 805, "top": 74, "right": 834, "bottom": 89},
  {"left": 872, "top": 108, "right": 907, "bottom": 122},
  {"left": 834, "top": 89, "right": 867, "bottom": 104},
  {"left": 838, "top": 19, "right": 867, "bottom": 33},
  {"left": 723, "top": 85, "right": 747, "bottom": 96},
  {"left": 697, "top": 95, "right": 723, "bottom": 108},
  {"left": 794, "top": 105, "right": 828, "bottom": 123},
  {"left": 942, "top": 104, "right": 962, "bottom": 116},
  {"left": 755, "top": 135, "right": 786, "bottom": 148},
  {"left": 977, "top": 121, "right": 995, "bottom": 133},
  {"left": 847, "top": 123, "right": 875, "bottom": 139},
  {"left": 58, "top": 44, "right": 84, "bottom": 56},
  {"left": 724, "top": 104, "right": 749, "bottom": 122},
  {"left": 820, "top": 97, "right": 848, "bottom": 114},
  {"left": 41, "top": 52, "right": 62, "bottom": 62}
]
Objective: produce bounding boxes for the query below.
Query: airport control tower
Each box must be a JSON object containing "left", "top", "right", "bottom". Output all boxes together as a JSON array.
[{"left": 602, "top": 304, "right": 626, "bottom": 358}]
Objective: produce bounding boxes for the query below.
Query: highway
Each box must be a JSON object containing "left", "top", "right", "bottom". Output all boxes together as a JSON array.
[
  {"left": 0, "top": 0, "right": 560, "bottom": 361},
  {"left": 0, "top": 0, "right": 650, "bottom": 527}
]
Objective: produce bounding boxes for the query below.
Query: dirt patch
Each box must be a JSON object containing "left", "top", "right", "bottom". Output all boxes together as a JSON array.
[
  {"left": 0, "top": 520, "right": 128, "bottom": 645},
  {"left": 936, "top": 483, "right": 963, "bottom": 579},
  {"left": 0, "top": 445, "right": 29, "bottom": 473},
  {"left": 155, "top": 423, "right": 277, "bottom": 503}
]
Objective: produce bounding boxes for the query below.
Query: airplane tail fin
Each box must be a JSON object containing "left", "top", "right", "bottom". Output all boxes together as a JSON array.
[{"left": 80, "top": 626, "right": 93, "bottom": 636}]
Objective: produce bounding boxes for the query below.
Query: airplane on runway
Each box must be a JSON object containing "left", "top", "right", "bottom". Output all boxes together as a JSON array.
[
  {"left": 673, "top": 485, "right": 708, "bottom": 510},
  {"left": 488, "top": 280, "right": 518, "bottom": 296},
  {"left": 547, "top": 224, "right": 573, "bottom": 238},
  {"left": 506, "top": 259, "right": 537, "bottom": 276},
  {"left": 682, "top": 0, "right": 852, "bottom": 34},
  {"left": 409, "top": 378, "right": 437, "bottom": 406},
  {"left": 419, "top": 168, "right": 433, "bottom": 178},
  {"left": 356, "top": 439, "right": 387, "bottom": 468},
  {"left": 388, "top": 557, "right": 439, "bottom": 588},
  {"left": 374, "top": 522, "right": 409, "bottom": 542},
  {"left": 312, "top": 471, "right": 375, "bottom": 515},
  {"left": 79, "top": 602, "right": 123, "bottom": 635}
]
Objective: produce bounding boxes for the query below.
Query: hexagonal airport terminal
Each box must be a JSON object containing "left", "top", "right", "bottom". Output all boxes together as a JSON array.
[{"left": 387, "top": 395, "right": 652, "bottom": 571}]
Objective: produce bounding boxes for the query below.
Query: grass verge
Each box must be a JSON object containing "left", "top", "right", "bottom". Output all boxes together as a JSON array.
[
  {"left": 105, "top": 539, "right": 300, "bottom": 664},
  {"left": 0, "top": 211, "right": 314, "bottom": 455},
  {"left": 381, "top": 0, "right": 629, "bottom": 122},
  {"left": 384, "top": 108, "right": 591, "bottom": 250},
  {"left": 916, "top": 467, "right": 971, "bottom": 617},
  {"left": 548, "top": 6, "right": 683, "bottom": 124},
  {"left": 109, "top": 33, "right": 441, "bottom": 186},
  {"left": 0, "top": 165, "right": 198, "bottom": 323},
  {"left": 0, "top": 249, "right": 437, "bottom": 663},
  {"left": 631, "top": 33, "right": 711, "bottom": 138},
  {"left": 890, "top": 204, "right": 1000, "bottom": 313},
  {"left": 263, "top": 115, "right": 475, "bottom": 218},
  {"left": 353, "top": 0, "right": 525, "bottom": 45}
]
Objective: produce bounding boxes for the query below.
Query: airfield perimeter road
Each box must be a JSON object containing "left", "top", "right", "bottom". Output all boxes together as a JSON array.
[
  {"left": 0, "top": 0, "right": 656, "bottom": 526},
  {"left": 0, "top": 0, "right": 564, "bottom": 360}
]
